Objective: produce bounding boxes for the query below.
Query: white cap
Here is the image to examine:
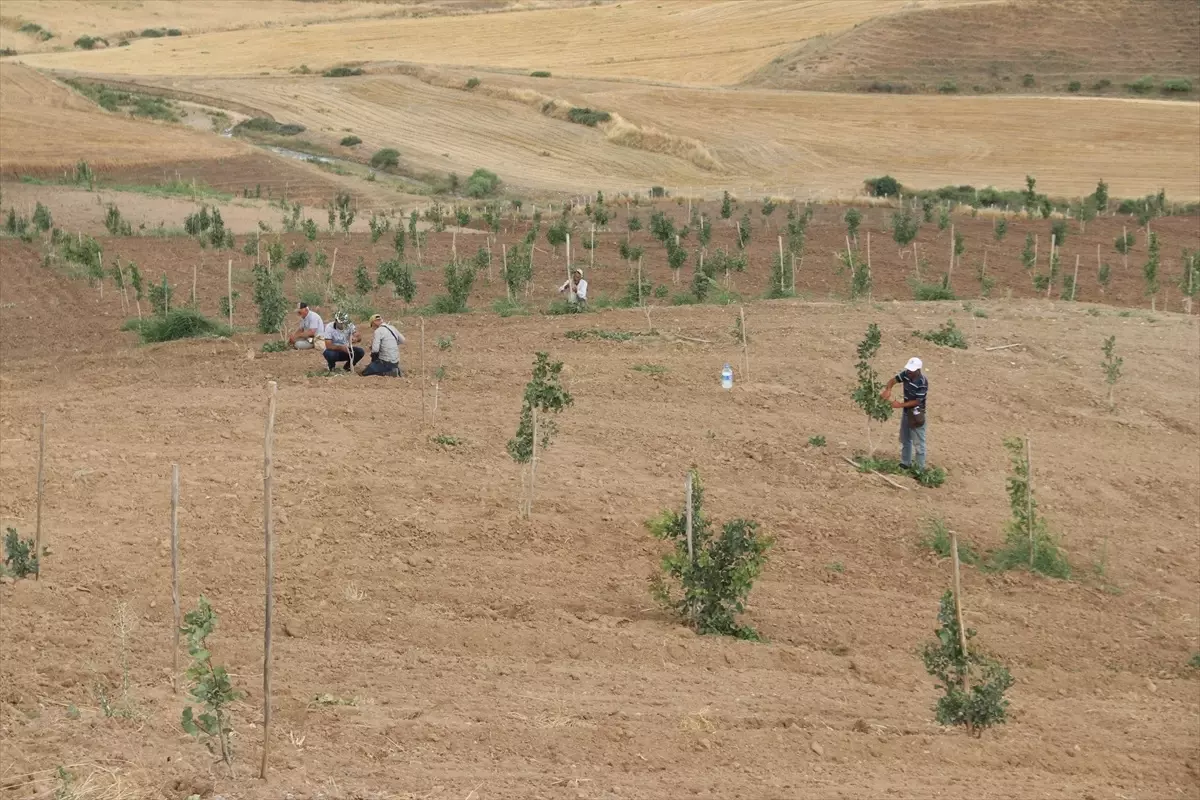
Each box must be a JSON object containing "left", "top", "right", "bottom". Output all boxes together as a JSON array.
[{"left": 905, "top": 357, "right": 923, "bottom": 372}]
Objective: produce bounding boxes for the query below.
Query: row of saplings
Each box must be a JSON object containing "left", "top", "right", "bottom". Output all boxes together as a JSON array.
[{"left": 0, "top": 342, "right": 1147, "bottom": 777}]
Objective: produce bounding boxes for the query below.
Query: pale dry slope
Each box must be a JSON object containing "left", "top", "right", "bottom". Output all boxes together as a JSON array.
[
  {"left": 166, "top": 70, "right": 1200, "bottom": 199},
  {"left": 15, "top": 0, "right": 994, "bottom": 85},
  {"left": 0, "top": 63, "right": 245, "bottom": 174},
  {"left": 0, "top": 0, "right": 582, "bottom": 54}
]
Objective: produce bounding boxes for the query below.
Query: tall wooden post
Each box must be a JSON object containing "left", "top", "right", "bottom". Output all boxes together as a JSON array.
[
  {"left": 1026, "top": 437, "right": 1035, "bottom": 568},
  {"left": 227, "top": 259, "right": 233, "bottom": 330},
  {"left": 739, "top": 306, "right": 749, "bottom": 383},
  {"left": 950, "top": 528, "right": 971, "bottom": 724},
  {"left": 259, "top": 381, "right": 278, "bottom": 780},
  {"left": 171, "top": 464, "right": 180, "bottom": 693},
  {"left": 34, "top": 413, "right": 45, "bottom": 580},
  {"left": 685, "top": 472, "right": 694, "bottom": 563}
]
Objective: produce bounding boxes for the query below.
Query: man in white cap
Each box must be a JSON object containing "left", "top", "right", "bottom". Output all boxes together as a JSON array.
[
  {"left": 289, "top": 302, "right": 323, "bottom": 350},
  {"left": 558, "top": 268, "right": 588, "bottom": 309},
  {"left": 881, "top": 357, "right": 928, "bottom": 473}
]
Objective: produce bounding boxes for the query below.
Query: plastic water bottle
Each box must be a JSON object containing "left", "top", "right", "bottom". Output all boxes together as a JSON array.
[{"left": 721, "top": 364, "right": 734, "bottom": 390}]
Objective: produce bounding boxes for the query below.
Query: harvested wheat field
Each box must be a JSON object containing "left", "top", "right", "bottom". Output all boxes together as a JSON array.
[
  {"left": 13, "top": 0, "right": 993, "bottom": 84},
  {"left": 1, "top": 223, "right": 1198, "bottom": 798}
]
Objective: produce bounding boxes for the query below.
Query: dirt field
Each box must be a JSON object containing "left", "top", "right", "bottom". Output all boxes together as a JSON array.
[
  {"left": 748, "top": 0, "right": 1200, "bottom": 96},
  {"left": 1, "top": 220, "right": 1198, "bottom": 798}
]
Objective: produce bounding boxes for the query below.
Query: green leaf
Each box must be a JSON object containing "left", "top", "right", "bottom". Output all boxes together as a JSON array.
[{"left": 181, "top": 706, "right": 199, "bottom": 735}]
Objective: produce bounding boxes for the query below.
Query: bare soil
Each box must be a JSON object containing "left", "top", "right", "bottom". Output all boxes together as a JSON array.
[{"left": 0, "top": 206, "right": 1198, "bottom": 799}]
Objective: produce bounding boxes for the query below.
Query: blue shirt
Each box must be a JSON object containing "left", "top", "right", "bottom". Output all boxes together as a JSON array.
[{"left": 895, "top": 370, "right": 928, "bottom": 411}]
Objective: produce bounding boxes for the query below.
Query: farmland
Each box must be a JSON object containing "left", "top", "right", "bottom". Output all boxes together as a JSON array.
[{"left": 0, "top": 0, "right": 1198, "bottom": 798}]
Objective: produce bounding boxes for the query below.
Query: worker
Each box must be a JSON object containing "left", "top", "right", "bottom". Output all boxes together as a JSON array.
[
  {"left": 288, "top": 302, "right": 324, "bottom": 350},
  {"left": 362, "top": 313, "right": 404, "bottom": 376},
  {"left": 881, "top": 357, "right": 928, "bottom": 473},
  {"left": 322, "top": 312, "right": 364, "bottom": 372},
  {"left": 558, "top": 268, "right": 588, "bottom": 309}
]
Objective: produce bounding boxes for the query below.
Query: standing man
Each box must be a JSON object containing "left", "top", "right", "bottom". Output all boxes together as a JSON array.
[
  {"left": 322, "top": 312, "right": 364, "bottom": 372},
  {"left": 288, "top": 302, "right": 323, "bottom": 350},
  {"left": 558, "top": 268, "right": 588, "bottom": 309},
  {"left": 362, "top": 313, "right": 404, "bottom": 376},
  {"left": 881, "top": 357, "right": 928, "bottom": 473}
]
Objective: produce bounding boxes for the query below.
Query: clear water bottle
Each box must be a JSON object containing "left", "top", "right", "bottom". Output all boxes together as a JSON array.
[{"left": 721, "top": 364, "right": 734, "bottom": 390}]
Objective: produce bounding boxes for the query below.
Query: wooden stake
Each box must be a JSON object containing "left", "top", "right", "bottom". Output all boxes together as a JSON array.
[
  {"left": 590, "top": 225, "right": 594, "bottom": 269},
  {"left": 227, "top": 259, "right": 233, "bottom": 330},
  {"left": 530, "top": 405, "right": 538, "bottom": 517},
  {"left": 949, "top": 223, "right": 955, "bottom": 276},
  {"left": 1122, "top": 226, "right": 1128, "bottom": 271},
  {"left": 259, "top": 381, "right": 278, "bottom": 781},
  {"left": 192, "top": 262, "right": 197, "bottom": 308},
  {"left": 1047, "top": 235, "right": 1056, "bottom": 299},
  {"left": 777, "top": 235, "right": 784, "bottom": 269},
  {"left": 685, "top": 471, "right": 694, "bottom": 563},
  {"left": 420, "top": 318, "right": 427, "bottom": 427},
  {"left": 866, "top": 231, "right": 872, "bottom": 302},
  {"left": 984, "top": 343, "right": 1021, "bottom": 351},
  {"left": 502, "top": 244, "right": 510, "bottom": 300},
  {"left": 637, "top": 257, "right": 644, "bottom": 306},
  {"left": 950, "top": 529, "right": 971, "bottom": 705},
  {"left": 1072, "top": 255, "right": 1080, "bottom": 301},
  {"left": 1025, "top": 436, "right": 1035, "bottom": 569},
  {"left": 1034, "top": 234, "right": 1039, "bottom": 272},
  {"left": 34, "top": 412, "right": 45, "bottom": 580},
  {"left": 739, "top": 305, "right": 749, "bottom": 383},
  {"left": 171, "top": 463, "right": 180, "bottom": 693}
]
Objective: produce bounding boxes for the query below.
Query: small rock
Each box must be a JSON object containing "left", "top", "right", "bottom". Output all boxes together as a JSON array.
[
  {"left": 810, "top": 742, "right": 824, "bottom": 756},
  {"left": 407, "top": 555, "right": 420, "bottom": 567},
  {"left": 1146, "top": 678, "right": 1157, "bottom": 694},
  {"left": 424, "top": 555, "right": 434, "bottom": 564},
  {"left": 284, "top": 619, "right": 303, "bottom": 638},
  {"left": 365, "top": 510, "right": 375, "bottom": 519},
  {"left": 150, "top": 600, "right": 156, "bottom": 609},
  {"left": 1155, "top": 545, "right": 1169, "bottom": 554},
  {"left": 276, "top": 510, "right": 289, "bottom": 526},
  {"left": 852, "top": 718, "right": 870, "bottom": 734}
]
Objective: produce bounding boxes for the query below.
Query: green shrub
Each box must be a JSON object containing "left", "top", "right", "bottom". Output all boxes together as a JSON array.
[
  {"left": 141, "top": 28, "right": 165, "bottom": 37},
  {"left": 937, "top": 80, "right": 958, "bottom": 94},
  {"left": 125, "top": 308, "right": 232, "bottom": 343},
  {"left": 166, "top": 29, "right": 181, "bottom": 36},
  {"left": 1091, "top": 79, "right": 1112, "bottom": 91},
  {"left": 1067, "top": 80, "right": 1081, "bottom": 92},
  {"left": 1161, "top": 78, "right": 1192, "bottom": 94},
  {"left": 917, "top": 319, "right": 968, "bottom": 349},
  {"left": 647, "top": 469, "right": 773, "bottom": 640},
  {"left": 465, "top": 77, "right": 480, "bottom": 89},
  {"left": 920, "top": 518, "right": 979, "bottom": 564},
  {"left": 922, "top": 590, "right": 1014, "bottom": 735},
  {"left": 340, "top": 135, "right": 362, "bottom": 147},
  {"left": 989, "top": 438, "right": 1071, "bottom": 579},
  {"left": 74, "top": 35, "right": 108, "bottom": 50},
  {"left": 910, "top": 277, "right": 956, "bottom": 301},
  {"left": 1021, "top": 74, "right": 1035, "bottom": 87},
  {"left": 808, "top": 435, "right": 826, "bottom": 447},
  {"left": 567, "top": 107, "right": 611, "bottom": 126},
  {"left": 530, "top": 71, "right": 551, "bottom": 78},
  {"left": 1127, "top": 76, "right": 1155, "bottom": 94},
  {"left": 285, "top": 249, "right": 310, "bottom": 271},
  {"left": 429, "top": 261, "right": 475, "bottom": 314},
  {"left": 323, "top": 66, "right": 364, "bottom": 78},
  {"left": 866, "top": 175, "right": 901, "bottom": 197},
  {"left": 370, "top": 148, "right": 400, "bottom": 170},
  {"left": 3, "top": 527, "right": 41, "bottom": 578}
]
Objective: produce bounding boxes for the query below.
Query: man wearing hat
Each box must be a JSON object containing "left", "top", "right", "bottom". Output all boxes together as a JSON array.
[
  {"left": 322, "top": 312, "right": 364, "bottom": 372},
  {"left": 558, "top": 268, "right": 588, "bottom": 309},
  {"left": 288, "top": 302, "right": 323, "bottom": 350},
  {"left": 361, "top": 313, "right": 404, "bottom": 377},
  {"left": 881, "top": 357, "right": 928, "bottom": 472}
]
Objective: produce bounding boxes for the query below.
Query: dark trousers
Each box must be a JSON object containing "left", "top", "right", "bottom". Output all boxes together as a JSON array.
[
  {"left": 324, "top": 346, "right": 365, "bottom": 371},
  {"left": 362, "top": 357, "right": 400, "bottom": 377}
]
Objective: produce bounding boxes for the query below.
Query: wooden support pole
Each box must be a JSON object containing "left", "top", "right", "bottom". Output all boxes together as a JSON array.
[
  {"left": 739, "top": 305, "right": 749, "bottom": 383},
  {"left": 866, "top": 231, "right": 872, "bottom": 302},
  {"left": 590, "top": 225, "right": 595, "bottom": 269},
  {"left": 1072, "top": 255, "right": 1080, "bottom": 301},
  {"left": 1047, "top": 235, "right": 1056, "bottom": 299},
  {"left": 637, "top": 257, "right": 644, "bottom": 306},
  {"left": 192, "top": 262, "right": 197, "bottom": 308},
  {"left": 259, "top": 381, "right": 278, "bottom": 781},
  {"left": 530, "top": 405, "right": 538, "bottom": 517},
  {"left": 949, "top": 223, "right": 955, "bottom": 276},
  {"left": 685, "top": 471, "right": 694, "bottom": 563},
  {"left": 227, "top": 259, "right": 233, "bottom": 330},
  {"left": 420, "top": 318, "right": 427, "bottom": 428},
  {"left": 34, "top": 412, "right": 45, "bottom": 580},
  {"left": 171, "top": 464, "right": 180, "bottom": 693},
  {"left": 1025, "top": 436, "right": 1035, "bottom": 568},
  {"left": 1122, "top": 226, "right": 1128, "bottom": 271},
  {"left": 950, "top": 529, "right": 971, "bottom": 703}
]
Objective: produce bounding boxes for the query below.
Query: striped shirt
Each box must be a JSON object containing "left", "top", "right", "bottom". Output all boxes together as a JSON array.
[{"left": 896, "top": 370, "right": 928, "bottom": 411}]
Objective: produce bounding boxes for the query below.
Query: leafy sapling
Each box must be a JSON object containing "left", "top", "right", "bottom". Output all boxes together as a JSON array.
[
  {"left": 647, "top": 469, "right": 773, "bottom": 639},
  {"left": 180, "top": 596, "right": 242, "bottom": 776},
  {"left": 922, "top": 590, "right": 1014, "bottom": 736},
  {"left": 3, "top": 527, "right": 42, "bottom": 578},
  {"left": 507, "top": 353, "right": 573, "bottom": 518},
  {"left": 851, "top": 323, "right": 893, "bottom": 455},
  {"left": 1101, "top": 335, "right": 1122, "bottom": 410},
  {"left": 991, "top": 438, "right": 1071, "bottom": 578}
]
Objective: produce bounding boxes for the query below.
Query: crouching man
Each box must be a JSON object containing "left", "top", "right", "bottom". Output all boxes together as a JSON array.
[
  {"left": 288, "top": 302, "right": 324, "bottom": 350},
  {"left": 322, "top": 312, "right": 365, "bottom": 372},
  {"left": 361, "top": 314, "right": 404, "bottom": 376}
]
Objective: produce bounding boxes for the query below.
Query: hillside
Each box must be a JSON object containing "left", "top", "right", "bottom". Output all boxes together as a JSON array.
[{"left": 748, "top": 0, "right": 1200, "bottom": 98}]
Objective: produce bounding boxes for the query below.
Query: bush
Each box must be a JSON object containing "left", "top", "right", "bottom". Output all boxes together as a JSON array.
[
  {"left": 917, "top": 319, "right": 968, "bottom": 349},
  {"left": 74, "top": 35, "right": 108, "bottom": 50},
  {"left": 370, "top": 148, "right": 400, "bottom": 170},
  {"left": 989, "top": 438, "right": 1071, "bottom": 579},
  {"left": 865, "top": 175, "right": 901, "bottom": 197},
  {"left": 647, "top": 469, "right": 773, "bottom": 640},
  {"left": 166, "top": 28, "right": 182, "bottom": 36},
  {"left": 465, "top": 77, "right": 480, "bottom": 89},
  {"left": 920, "top": 518, "right": 979, "bottom": 564},
  {"left": 125, "top": 308, "right": 231, "bottom": 343},
  {"left": 340, "top": 135, "right": 362, "bottom": 147},
  {"left": 252, "top": 265, "right": 287, "bottom": 334},
  {"left": 465, "top": 168, "right": 501, "bottom": 198},
  {"left": 1092, "top": 79, "right": 1112, "bottom": 91},
  {"left": 922, "top": 590, "right": 1014, "bottom": 735},
  {"left": 232, "top": 117, "right": 305, "bottom": 136},
  {"left": 141, "top": 28, "right": 165, "bottom": 37},
  {"left": 429, "top": 261, "right": 475, "bottom": 314},
  {"left": 530, "top": 70, "right": 551, "bottom": 78},
  {"left": 3, "top": 527, "right": 41, "bottom": 578},
  {"left": 937, "top": 80, "right": 958, "bottom": 94},
  {"left": 323, "top": 66, "right": 364, "bottom": 78},
  {"left": 285, "top": 249, "right": 309, "bottom": 271},
  {"left": 909, "top": 277, "right": 956, "bottom": 301},
  {"left": 1127, "top": 76, "right": 1155, "bottom": 95},
  {"left": 1067, "top": 80, "right": 1081, "bottom": 92},
  {"left": 1021, "top": 74, "right": 1035, "bottom": 87},
  {"left": 1161, "top": 78, "right": 1192, "bottom": 94},
  {"left": 567, "top": 107, "right": 611, "bottom": 126}
]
